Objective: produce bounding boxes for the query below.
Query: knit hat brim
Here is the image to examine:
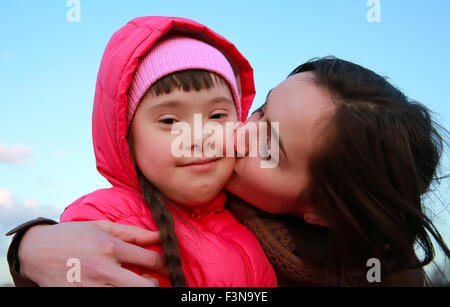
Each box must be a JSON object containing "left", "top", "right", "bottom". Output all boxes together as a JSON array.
[{"left": 127, "top": 35, "right": 241, "bottom": 127}]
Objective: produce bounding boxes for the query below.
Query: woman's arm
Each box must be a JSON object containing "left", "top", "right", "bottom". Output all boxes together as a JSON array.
[
  {"left": 7, "top": 218, "right": 58, "bottom": 286},
  {"left": 6, "top": 219, "right": 167, "bottom": 286}
]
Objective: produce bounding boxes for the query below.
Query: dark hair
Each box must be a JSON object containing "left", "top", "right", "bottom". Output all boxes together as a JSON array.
[
  {"left": 144, "top": 69, "right": 227, "bottom": 98},
  {"left": 130, "top": 69, "right": 227, "bottom": 286},
  {"left": 289, "top": 56, "right": 450, "bottom": 286}
]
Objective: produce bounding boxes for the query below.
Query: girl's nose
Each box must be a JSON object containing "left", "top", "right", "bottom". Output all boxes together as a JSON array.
[{"left": 188, "top": 118, "right": 225, "bottom": 158}]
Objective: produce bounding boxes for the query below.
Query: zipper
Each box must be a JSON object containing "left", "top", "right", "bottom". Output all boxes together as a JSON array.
[
  {"left": 190, "top": 207, "right": 223, "bottom": 220},
  {"left": 231, "top": 242, "right": 252, "bottom": 286},
  {"left": 190, "top": 206, "right": 251, "bottom": 285}
]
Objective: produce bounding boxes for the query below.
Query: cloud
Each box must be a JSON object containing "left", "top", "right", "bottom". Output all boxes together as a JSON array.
[
  {"left": 0, "top": 189, "right": 13, "bottom": 208},
  {"left": 0, "top": 188, "right": 61, "bottom": 256},
  {"left": 0, "top": 143, "right": 32, "bottom": 166}
]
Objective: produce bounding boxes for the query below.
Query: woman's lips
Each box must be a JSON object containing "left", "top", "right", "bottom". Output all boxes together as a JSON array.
[{"left": 178, "top": 157, "right": 220, "bottom": 172}]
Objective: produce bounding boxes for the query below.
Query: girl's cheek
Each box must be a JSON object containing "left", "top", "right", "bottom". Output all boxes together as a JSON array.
[
  {"left": 136, "top": 136, "right": 175, "bottom": 167},
  {"left": 156, "top": 137, "right": 175, "bottom": 156},
  {"left": 145, "top": 132, "right": 176, "bottom": 154}
]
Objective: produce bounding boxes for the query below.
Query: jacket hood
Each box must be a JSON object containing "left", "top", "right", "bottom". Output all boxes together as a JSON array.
[{"left": 92, "top": 16, "right": 255, "bottom": 191}]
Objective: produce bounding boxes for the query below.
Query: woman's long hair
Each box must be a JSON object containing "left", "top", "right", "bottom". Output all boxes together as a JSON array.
[{"left": 290, "top": 57, "right": 450, "bottom": 286}]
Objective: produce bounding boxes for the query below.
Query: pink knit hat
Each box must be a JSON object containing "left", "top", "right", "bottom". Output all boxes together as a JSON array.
[{"left": 127, "top": 35, "right": 241, "bottom": 126}]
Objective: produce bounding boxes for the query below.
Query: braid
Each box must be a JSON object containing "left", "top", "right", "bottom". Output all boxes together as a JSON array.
[{"left": 137, "top": 170, "right": 187, "bottom": 286}]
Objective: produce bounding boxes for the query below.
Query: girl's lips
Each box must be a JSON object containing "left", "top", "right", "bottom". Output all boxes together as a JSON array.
[{"left": 178, "top": 158, "right": 220, "bottom": 172}]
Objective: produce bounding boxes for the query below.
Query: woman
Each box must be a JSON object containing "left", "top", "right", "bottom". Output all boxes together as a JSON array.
[{"left": 8, "top": 57, "right": 449, "bottom": 286}]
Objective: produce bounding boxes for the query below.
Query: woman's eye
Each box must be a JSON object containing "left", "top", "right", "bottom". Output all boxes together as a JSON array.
[
  {"left": 260, "top": 122, "right": 275, "bottom": 161},
  {"left": 252, "top": 103, "right": 266, "bottom": 118},
  {"left": 247, "top": 111, "right": 261, "bottom": 122},
  {"left": 260, "top": 143, "right": 271, "bottom": 160}
]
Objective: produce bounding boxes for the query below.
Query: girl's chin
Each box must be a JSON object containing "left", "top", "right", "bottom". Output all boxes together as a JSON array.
[{"left": 168, "top": 196, "right": 214, "bottom": 207}]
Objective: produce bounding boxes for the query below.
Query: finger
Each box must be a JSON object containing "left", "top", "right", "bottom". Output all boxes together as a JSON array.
[
  {"left": 93, "top": 220, "right": 161, "bottom": 246},
  {"left": 142, "top": 274, "right": 160, "bottom": 287},
  {"left": 99, "top": 265, "right": 160, "bottom": 287},
  {"left": 112, "top": 239, "right": 169, "bottom": 278}
]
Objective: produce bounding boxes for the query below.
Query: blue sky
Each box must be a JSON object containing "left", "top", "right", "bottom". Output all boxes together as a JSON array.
[{"left": 0, "top": 0, "right": 449, "bottom": 285}]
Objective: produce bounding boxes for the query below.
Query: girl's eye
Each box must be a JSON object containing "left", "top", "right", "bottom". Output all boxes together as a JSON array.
[
  {"left": 210, "top": 111, "right": 228, "bottom": 120},
  {"left": 159, "top": 116, "right": 178, "bottom": 125}
]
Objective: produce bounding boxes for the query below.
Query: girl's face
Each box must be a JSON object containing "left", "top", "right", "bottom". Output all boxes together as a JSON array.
[
  {"left": 131, "top": 82, "right": 237, "bottom": 207},
  {"left": 225, "top": 72, "right": 335, "bottom": 217}
]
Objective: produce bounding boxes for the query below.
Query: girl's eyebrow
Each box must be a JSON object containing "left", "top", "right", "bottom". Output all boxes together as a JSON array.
[
  {"left": 209, "top": 96, "right": 234, "bottom": 105},
  {"left": 147, "top": 96, "right": 234, "bottom": 112},
  {"left": 148, "top": 99, "right": 186, "bottom": 111}
]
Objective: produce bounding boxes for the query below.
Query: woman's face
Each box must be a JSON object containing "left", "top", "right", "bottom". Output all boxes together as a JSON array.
[{"left": 225, "top": 72, "right": 335, "bottom": 217}]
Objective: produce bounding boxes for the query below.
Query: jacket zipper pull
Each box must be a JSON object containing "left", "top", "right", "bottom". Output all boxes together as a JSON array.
[{"left": 191, "top": 212, "right": 201, "bottom": 220}]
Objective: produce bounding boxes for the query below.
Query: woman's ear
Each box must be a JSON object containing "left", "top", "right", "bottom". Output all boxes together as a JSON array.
[
  {"left": 296, "top": 190, "right": 328, "bottom": 227},
  {"left": 304, "top": 212, "right": 328, "bottom": 228}
]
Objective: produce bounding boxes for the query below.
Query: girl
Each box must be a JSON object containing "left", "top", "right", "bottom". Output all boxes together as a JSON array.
[{"left": 45, "top": 17, "right": 277, "bottom": 287}]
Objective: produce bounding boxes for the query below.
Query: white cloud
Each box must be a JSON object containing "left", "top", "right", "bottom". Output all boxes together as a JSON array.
[
  {"left": 0, "top": 143, "right": 32, "bottom": 166},
  {"left": 0, "top": 189, "right": 62, "bottom": 286},
  {"left": 23, "top": 199, "right": 39, "bottom": 209},
  {"left": 0, "top": 189, "right": 13, "bottom": 208},
  {"left": 0, "top": 189, "right": 61, "bottom": 256}
]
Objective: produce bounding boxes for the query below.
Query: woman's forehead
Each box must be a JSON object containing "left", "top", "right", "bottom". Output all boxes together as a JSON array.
[
  {"left": 268, "top": 74, "right": 330, "bottom": 119},
  {"left": 266, "top": 73, "right": 334, "bottom": 156}
]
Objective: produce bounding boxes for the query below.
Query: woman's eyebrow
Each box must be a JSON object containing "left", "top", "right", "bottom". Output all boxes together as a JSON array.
[
  {"left": 264, "top": 89, "right": 273, "bottom": 109},
  {"left": 252, "top": 104, "right": 265, "bottom": 116},
  {"left": 251, "top": 89, "right": 272, "bottom": 115}
]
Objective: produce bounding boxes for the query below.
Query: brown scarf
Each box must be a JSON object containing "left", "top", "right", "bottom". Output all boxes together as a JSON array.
[
  {"left": 227, "top": 195, "right": 327, "bottom": 286},
  {"left": 227, "top": 196, "right": 427, "bottom": 287}
]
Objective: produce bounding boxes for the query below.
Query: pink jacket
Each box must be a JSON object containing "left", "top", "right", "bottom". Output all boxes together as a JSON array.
[{"left": 60, "top": 16, "right": 277, "bottom": 287}]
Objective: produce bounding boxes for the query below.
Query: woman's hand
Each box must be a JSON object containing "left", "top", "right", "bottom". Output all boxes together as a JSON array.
[{"left": 18, "top": 220, "right": 167, "bottom": 287}]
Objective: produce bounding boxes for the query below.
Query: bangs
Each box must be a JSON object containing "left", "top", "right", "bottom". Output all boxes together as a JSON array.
[{"left": 147, "top": 69, "right": 227, "bottom": 97}]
